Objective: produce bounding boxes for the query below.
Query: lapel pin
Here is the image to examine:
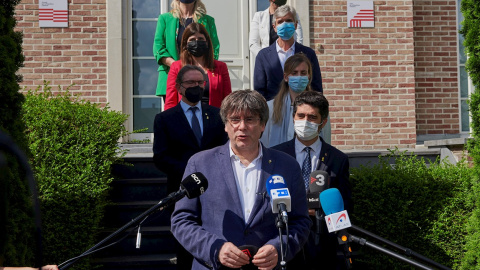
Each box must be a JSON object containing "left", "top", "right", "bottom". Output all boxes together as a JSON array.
[
  {"left": 269, "top": 160, "right": 272, "bottom": 164},
  {"left": 321, "top": 157, "right": 325, "bottom": 162}
]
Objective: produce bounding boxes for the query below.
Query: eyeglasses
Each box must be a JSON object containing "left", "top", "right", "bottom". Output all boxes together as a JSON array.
[
  {"left": 181, "top": 80, "right": 206, "bottom": 87},
  {"left": 227, "top": 117, "right": 261, "bottom": 127}
]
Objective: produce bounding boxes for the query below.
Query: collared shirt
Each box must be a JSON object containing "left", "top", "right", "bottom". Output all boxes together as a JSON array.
[
  {"left": 276, "top": 40, "right": 296, "bottom": 70},
  {"left": 295, "top": 137, "right": 322, "bottom": 172},
  {"left": 229, "top": 143, "right": 263, "bottom": 223},
  {"left": 180, "top": 100, "right": 204, "bottom": 135}
]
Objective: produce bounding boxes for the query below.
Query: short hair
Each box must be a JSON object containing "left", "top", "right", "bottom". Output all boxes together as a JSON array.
[
  {"left": 273, "top": 5, "right": 297, "bottom": 24},
  {"left": 175, "top": 64, "right": 207, "bottom": 85},
  {"left": 220, "top": 90, "right": 269, "bottom": 125},
  {"left": 293, "top": 91, "right": 329, "bottom": 120}
]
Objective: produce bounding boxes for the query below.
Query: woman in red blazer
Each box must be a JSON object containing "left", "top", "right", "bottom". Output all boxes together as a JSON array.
[{"left": 165, "top": 23, "right": 231, "bottom": 110}]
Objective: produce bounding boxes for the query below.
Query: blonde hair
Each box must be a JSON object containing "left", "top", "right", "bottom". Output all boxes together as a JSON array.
[
  {"left": 170, "top": 0, "right": 207, "bottom": 23},
  {"left": 272, "top": 54, "right": 313, "bottom": 124}
]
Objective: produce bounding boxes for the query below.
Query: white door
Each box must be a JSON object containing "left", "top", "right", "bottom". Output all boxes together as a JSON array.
[{"left": 202, "top": 0, "right": 250, "bottom": 90}]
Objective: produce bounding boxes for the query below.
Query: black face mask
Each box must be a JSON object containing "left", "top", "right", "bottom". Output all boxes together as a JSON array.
[
  {"left": 184, "top": 85, "right": 204, "bottom": 104},
  {"left": 179, "top": 0, "right": 196, "bottom": 3},
  {"left": 186, "top": 40, "right": 209, "bottom": 57}
]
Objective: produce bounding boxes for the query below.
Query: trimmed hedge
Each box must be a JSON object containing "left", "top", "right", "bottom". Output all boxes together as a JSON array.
[
  {"left": 350, "top": 149, "right": 474, "bottom": 270},
  {"left": 22, "top": 83, "right": 129, "bottom": 269}
]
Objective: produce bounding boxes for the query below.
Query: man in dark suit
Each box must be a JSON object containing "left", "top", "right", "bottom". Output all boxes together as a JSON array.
[
  {"left": 153, "top": 65, "right": 227, "bottom": 270},
  {"left": 273, "top": 91, "right": 352, "bottom": 270},
  {"left": 254, "top": 5, "right": 323, "bottom": 101},
  {"left": 171, "top": 90, "right": 311, "bottom": 270}
]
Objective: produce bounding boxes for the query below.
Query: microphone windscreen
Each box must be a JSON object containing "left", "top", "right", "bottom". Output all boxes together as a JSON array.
[
  {"left": 320, "top": 188, "right": 344, "bottom": 215},
  {"left": 309, "top": 170, "right": 330, "bottom": 193},
  {"left": 180, "top": 172, "right": 208, "bottom": 199},
  {"left": 266, "top": 175, "right": 287, "bottom": 195}
]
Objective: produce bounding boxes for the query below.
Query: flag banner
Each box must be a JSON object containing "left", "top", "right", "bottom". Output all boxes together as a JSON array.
[
  {"left": 39, "top": 0, "right": 68, "bottom": 28},
  {"left": 347, "top": 1, "right": 374, "bottom": 28}
]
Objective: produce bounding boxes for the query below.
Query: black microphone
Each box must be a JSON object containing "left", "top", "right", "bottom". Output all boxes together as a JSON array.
[
  {"left": 308, "top": 170, "right": 330, "bottom": 244},
  {"left": 307, "top": 170, "right": 330, "bottom": 209}
]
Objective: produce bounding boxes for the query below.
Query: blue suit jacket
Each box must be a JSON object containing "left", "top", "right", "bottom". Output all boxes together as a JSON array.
[
  {"left": 171, "top": 142, "right": 312, "bottom": 270},
  {"left": 253, "top": 42, "right": 323, "bottom": 101},
  {"left": 272, "top": 137, "right": 352, "bottom": 213},
  {"left": 153, "top": 103, "right": 227, "bottom": 193}
]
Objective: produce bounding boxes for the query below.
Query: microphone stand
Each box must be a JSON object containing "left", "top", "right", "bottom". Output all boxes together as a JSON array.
[
  {"left": 275, "top": 214, "right": 287, "bottom": 270},
  {"left": 350, "top": 225, "right": 452, "bottom": 270},
  {"left": 58, "top": 191, "right": 184, "bottom": 270},
  {"left": 349, "top": 234, "right": 435, "bottom": 270}
]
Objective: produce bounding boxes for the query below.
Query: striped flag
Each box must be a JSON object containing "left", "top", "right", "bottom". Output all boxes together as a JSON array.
[{"left": 39, "top": 0, "right": 68, "bottom": 27}]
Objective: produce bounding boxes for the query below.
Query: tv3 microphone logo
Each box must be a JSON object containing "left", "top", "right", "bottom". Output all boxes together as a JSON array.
[{"left": 310, "top": 173, "right": 326, "bottom": 186}]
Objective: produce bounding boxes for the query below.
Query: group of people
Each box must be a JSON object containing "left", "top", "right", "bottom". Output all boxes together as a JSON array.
[{"left": 152, "top": 0, "right": 351, "bottom": 270}]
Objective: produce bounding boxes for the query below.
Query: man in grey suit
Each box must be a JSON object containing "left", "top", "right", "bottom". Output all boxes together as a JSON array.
[{"left": 171, "top": 90, "right": 311, "bottom": 270}]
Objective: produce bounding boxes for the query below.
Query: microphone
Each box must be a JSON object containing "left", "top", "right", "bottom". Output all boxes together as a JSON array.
[
  {"left": 319, "top": 188, "right": 352, "bottom": 232},
  {"left": 266, "top": 175, "right": 291, "bottom": 225},
  {"left": 307, "top": 170, "right": 330, "bottom": 209},
  {"left": 319, "top": 188, "right": 353, "bottom": 269},
  {"left": 58, "top": 173, "right": 208, "bottom": 270}
]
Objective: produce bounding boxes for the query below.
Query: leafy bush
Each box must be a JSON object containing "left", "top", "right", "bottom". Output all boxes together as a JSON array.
[
  {"left": 350, "top": 149, "right": 474, "bottom": 270},
  {"left": 460, "top": 0, "right": 480, "bottom": 268},
  {"left": 0, "top": 0, "right": 36, "bottom": 267},
  {"left": 22, "top": 82, "right": 129, "bottom": 269}
]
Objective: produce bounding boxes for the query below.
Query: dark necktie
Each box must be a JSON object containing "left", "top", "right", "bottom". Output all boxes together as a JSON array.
[
  {"left": 302, "top": 147, "right": 312, "bottom": 190},
  {"left": 189, "top": 107, "right": 202, "bottom": 146}
]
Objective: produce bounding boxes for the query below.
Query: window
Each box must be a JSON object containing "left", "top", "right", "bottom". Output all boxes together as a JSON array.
[
  {"left": 458, "top": 0, "right": 475, "bottom": 133},
  {"left": 130, "top": 0, "right": 166, "bottom": 133}
]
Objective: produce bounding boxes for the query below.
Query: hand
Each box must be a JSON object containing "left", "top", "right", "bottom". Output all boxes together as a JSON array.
[
  {"left": 308, "top": 209, "right": 316, "bottom": 216},
  {"left": 252, "top": 244, "right": 278, "bottom": 270},
  {"left": 161, "top": 57, "right": 175, "bottom": 67},
  {"left": 218, "top": 242, "right": 250, "bottom": 268},
  {"left": 41, "top": 266, "right": 59, "bottom": 270}
]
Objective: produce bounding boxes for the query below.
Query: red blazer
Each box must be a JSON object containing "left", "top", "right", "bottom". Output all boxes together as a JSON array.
[{"left": 164, "top": 60, "right": 232, "bottom": 110}]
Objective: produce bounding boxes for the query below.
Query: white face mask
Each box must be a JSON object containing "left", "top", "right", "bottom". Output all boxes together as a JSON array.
[{"left": 294, "top": 120, "right": 320, "bottom": 141}]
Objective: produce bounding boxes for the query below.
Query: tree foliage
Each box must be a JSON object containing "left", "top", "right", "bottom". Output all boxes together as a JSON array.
[
  {"left": 460, "top": 0, "right": 480, "bottom": 268},
  {"left": 0, "top": 0, "right": 36, "bottom": 266}
]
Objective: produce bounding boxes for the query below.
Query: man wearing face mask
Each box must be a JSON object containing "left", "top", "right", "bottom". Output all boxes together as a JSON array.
[
  {"left": 254, "top": 5, "right": 323, "bottom": 101},
  {"left": 272, "top": 91, "right": 352, "bottom": 269},
  {"left": 153, "top": 65, "right": 228, "bottom": 270},
  {"left": 249, "top": 0, "right": 304, "bottom": 57}
]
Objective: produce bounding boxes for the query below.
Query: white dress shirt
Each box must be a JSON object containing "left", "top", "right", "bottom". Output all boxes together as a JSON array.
[
  {"left": 276, "top": 41, "right": 295, "bottom": 71},
  {"left": 229, "top": 144, "right": 263, "bottom": 223}
]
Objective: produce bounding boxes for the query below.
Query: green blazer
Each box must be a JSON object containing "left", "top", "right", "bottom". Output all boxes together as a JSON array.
[{"left": 153, "top": 12, "right": 220, "bottom": 96}]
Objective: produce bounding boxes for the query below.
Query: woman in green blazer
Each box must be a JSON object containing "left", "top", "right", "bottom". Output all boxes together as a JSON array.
[{"left": 153, "top": 0, "right": 220, "bottom": 98}]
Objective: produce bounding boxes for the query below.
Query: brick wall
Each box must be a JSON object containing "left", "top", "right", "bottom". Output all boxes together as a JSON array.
[
  {"left": 15, "top": 0, "right": 107, "bottom": 103},
  {"left": 413, "top": 0, "right": 459, "bottom": 135},
  {"left": 311, "top": 0, "right": 417, "bottom": 150}
]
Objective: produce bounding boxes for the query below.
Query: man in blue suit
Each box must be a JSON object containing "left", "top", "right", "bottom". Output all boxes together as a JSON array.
[
  {"left": 273, "top": 91, "right": 352, "bottom": 269},
  {"left": 254, "top": 5, "right": 323, "bottom": 101},
  {"left": 171, "top": 90, "right": 311, "bottom": 270},
  {"left": 153, "top": 65, "right": 228, "bottom": 270}
]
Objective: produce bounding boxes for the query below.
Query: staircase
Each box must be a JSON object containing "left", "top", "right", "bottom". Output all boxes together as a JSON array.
[{"left": 92, "top": 149, "right": 178, "bottom": 270}]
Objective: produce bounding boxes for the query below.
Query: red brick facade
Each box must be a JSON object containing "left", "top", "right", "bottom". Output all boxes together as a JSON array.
[
  {"left": 413, "top": 0, "right": 459, "bottom": 135},
  {"left": 16, "top": 0, "right": 107, "bottom": 103},
  {"left": 14, "top": 0, "right": 461, "bottom": 150},
  {"left": 311, "top": 0, "right": 417, "bottom": 150}
]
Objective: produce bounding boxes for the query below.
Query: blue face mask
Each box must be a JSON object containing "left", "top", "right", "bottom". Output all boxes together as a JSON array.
[
  {"left": 276, "top": 22, "right": 296, "bottom": 40},
  {"left": 288, "top": 76, "right": 309, "bottom": 93}
]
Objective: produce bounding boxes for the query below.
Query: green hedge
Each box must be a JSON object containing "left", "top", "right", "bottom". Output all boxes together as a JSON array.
[
  {"left": 22, "top": 83, "right": 129, "bottom": 269},
  {"left": 350, "top": 149, "right": 474, "bottom": 270}
]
